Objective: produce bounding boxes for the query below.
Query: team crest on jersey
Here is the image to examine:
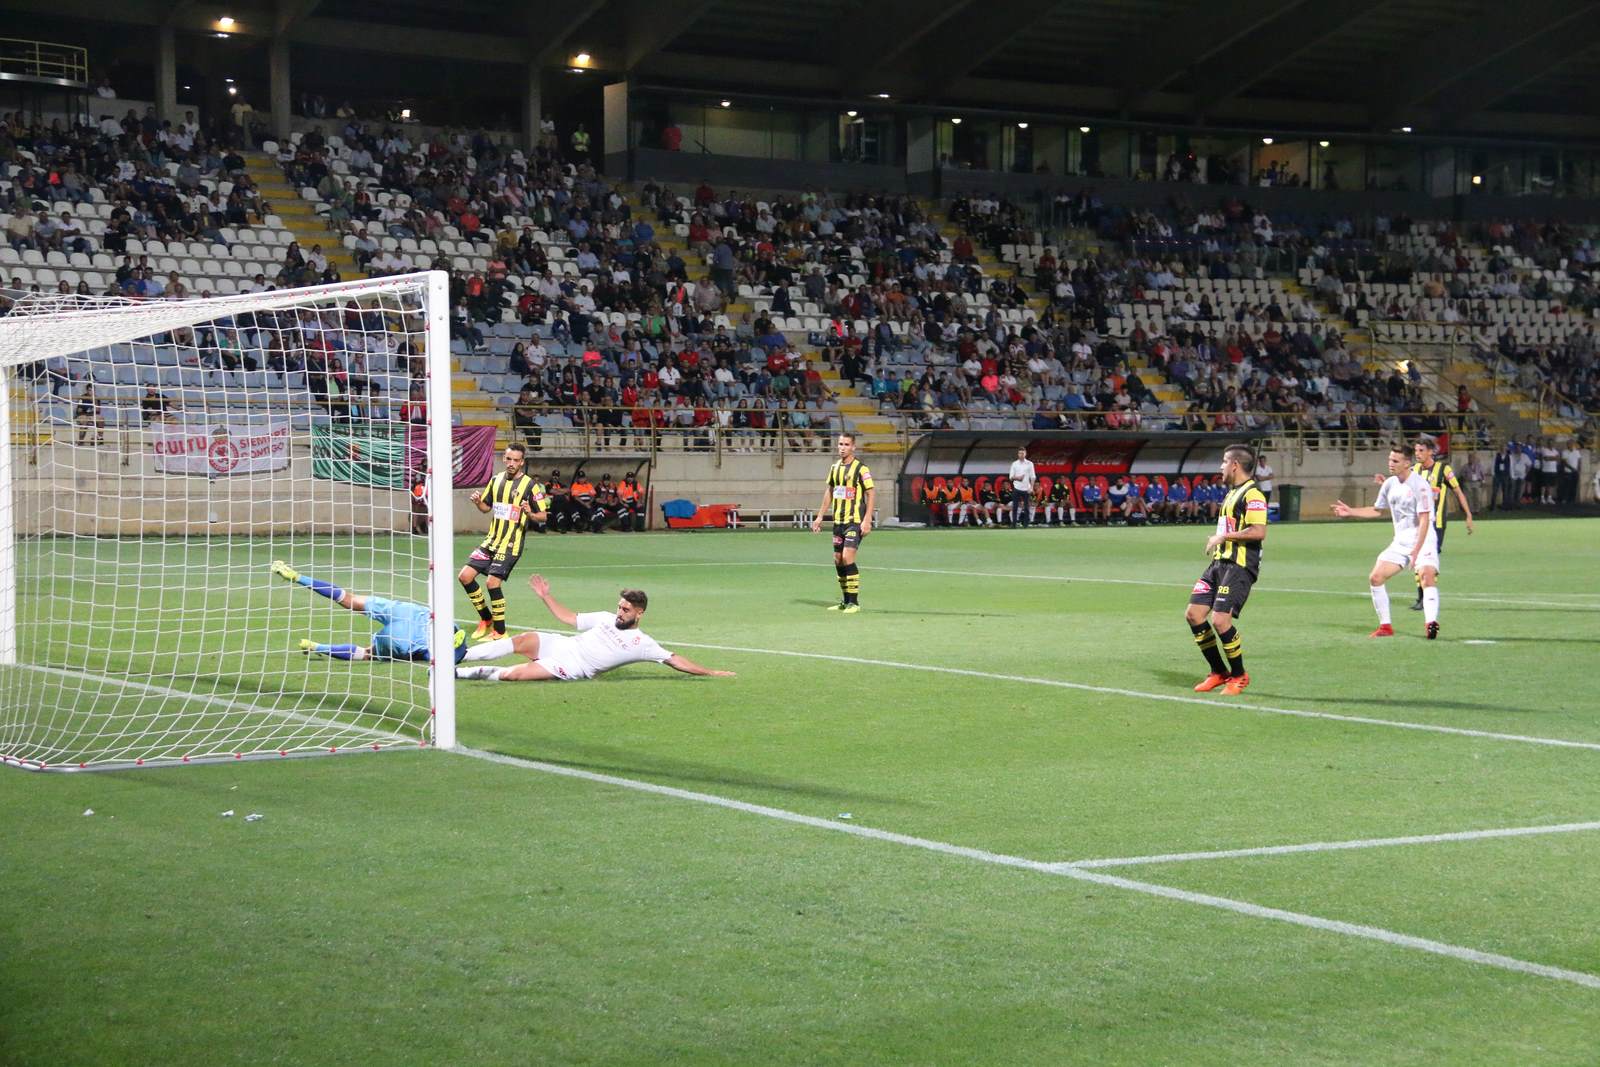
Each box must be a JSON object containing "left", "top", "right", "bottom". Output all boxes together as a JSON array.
[{"left": 1192, "top": 579, "right": 1212, "bottom": 594}]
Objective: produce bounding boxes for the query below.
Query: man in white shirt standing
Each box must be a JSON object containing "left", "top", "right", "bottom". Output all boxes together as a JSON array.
[
  {"left": 457, "top": 575, "right": 734, "bottom": 682},
  {"left": 1007, "top": 445, "right": 1037, "bottom": 527},
  {"left": 1254, "top": 456, "right": 1275, "bottom": 501},
  {"left": 1331, "top": 446, "right": 1440, "bottom": 640}
]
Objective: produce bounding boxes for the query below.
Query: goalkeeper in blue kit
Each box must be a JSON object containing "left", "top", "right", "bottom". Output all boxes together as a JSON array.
[{"left": 271, "top": 560, "right": 467, "bottom": 663}]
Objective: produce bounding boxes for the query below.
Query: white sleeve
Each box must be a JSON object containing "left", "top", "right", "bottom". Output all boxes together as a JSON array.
[
  {"left": 574, "top": 611, "right": 611, "bottom": 633},
  {"left": 639, "top": 635, "right": 672, "bottom": 663},
  {"left": 1414, "top": 480, "right": 1433, "bottom": 516}
]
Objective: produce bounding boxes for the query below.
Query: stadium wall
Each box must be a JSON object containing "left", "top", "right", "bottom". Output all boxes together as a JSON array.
[{"left": 8, "top": 442, "right": 908, "bottom": 534}]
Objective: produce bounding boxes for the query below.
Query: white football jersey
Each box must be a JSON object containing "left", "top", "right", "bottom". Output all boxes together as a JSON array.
[
  {"left": 1374, "top": 472, "right": 1433, "bottom": 542},
  {"left": 570, "top": 612, "right": 672, "bottom": 675}
]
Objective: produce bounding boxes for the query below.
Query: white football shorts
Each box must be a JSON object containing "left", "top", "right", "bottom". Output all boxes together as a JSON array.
[
  {"left": 1379, "top": 530, "right": 1440, "bottom": 574},
  {"left": 533, "top": 633, "right": 592, "bottom": 681}
]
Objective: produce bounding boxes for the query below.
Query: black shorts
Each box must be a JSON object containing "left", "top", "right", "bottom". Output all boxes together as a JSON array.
[
  {"left": 1189, "top": 561, "right": 1256, "bottom": 618},
  {"left": 463, "top": 543, "right": 522, "bottom": 581},
  {"left": 832, "top": 522, "right": 866, "bottom": 551}
]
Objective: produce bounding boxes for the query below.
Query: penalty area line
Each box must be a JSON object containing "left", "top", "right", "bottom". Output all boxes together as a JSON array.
[
  {"left": 1060, "top": 819, "right": 1600, "bottom": 869},
  {"left": 663, "top": 641, "right": 1600, "bottom": 754},
  {"left": 451, "top": 744, "right": 1600, "bottom": 992}
]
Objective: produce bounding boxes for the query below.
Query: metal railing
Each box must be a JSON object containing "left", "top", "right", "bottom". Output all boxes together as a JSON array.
[
  {"left": 1367, "top": 318, "right": 1591, "bottom": 429},
  {"left": 0, "top": 38, "right": 89, "bottom": 85},
  {"left": 19, "top": 395, "right": 1498, "bottom": 470}
]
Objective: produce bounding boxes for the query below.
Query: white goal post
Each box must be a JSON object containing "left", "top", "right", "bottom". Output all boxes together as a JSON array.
[{"left": 0, "top": 271, "right": 455, "bottom": 770}]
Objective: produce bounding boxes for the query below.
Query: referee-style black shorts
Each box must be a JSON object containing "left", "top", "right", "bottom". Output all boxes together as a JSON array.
[
  {"left": 1190, "top": 561, "right": 1256, "bottom": 618},
  {"left": 463, "top": 542, "right": 523, "bottom": 581}
]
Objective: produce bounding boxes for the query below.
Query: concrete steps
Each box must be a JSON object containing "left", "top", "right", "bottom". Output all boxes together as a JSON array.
[{"left": 242, "top": 152, "right": 366, "bottom": 279}]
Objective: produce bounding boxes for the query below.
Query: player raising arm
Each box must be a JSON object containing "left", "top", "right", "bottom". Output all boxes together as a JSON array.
[
  {"left": 456, "top": 575, "right": 735, "bottom": 682},
  {"left": 1334, "top": 445, "right": 1440, "bottom": 639}
]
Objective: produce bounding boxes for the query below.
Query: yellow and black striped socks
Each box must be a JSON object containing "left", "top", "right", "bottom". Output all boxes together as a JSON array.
[
  {"left": 1215, "top": 625, "right": 1244, "bottom": 676},
  {"left": 1190, "top": 621, "right": 1227, "bottom": 674},
  {"left": 488, "top": 586, "right": 507, "bottom": 635},
  {"left": 835, "top": 564, "right": 849, "bottom": 602},
  {"left": 463, "top": 579, "right": 491, "bottom": 622},
  {"left": 842, "top": 563, "right": 860, "bottom": 605}
]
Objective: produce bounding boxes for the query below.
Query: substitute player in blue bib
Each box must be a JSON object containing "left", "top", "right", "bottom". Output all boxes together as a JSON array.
[{"left": 271, "top": 560, "right": 467, "bottom": 663}]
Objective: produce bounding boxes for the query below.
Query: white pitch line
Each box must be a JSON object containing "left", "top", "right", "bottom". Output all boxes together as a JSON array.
[
  {"left": 15, "top": 664, "right": 414, "bottom": 755},
  {"left": 1060, "top": 820, "right": 1600, "bottom": 869},
  {"left": 760, "top": 562, "right": 1600, "bottom": 611},
  {"left": 664, "top": 641, "right": 1600, "bottom": 754},
  {"left": 452, "top": 744, "right": 1600, "bottom": 992}
]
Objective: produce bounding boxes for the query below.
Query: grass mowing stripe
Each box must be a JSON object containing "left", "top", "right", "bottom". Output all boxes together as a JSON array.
[
  {"left": 658, "top": 640, "right": 1600, "bottom": 754},
  {"left": 764, "top": 562, "right": 1600, "bottom": 611},
  {"left": 1060, "top": 820, "right": 1600, "bottom": 869},
  {"left": 451, "top": 745, "right": 1600, "bottom": 992},
  {"left": 525, "top": 558, "right": 1600, "bottom": 610}
]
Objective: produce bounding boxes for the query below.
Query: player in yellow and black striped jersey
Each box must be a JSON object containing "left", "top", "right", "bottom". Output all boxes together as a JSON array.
[
  {"left": 457, "top": 443, "right": 548, "bottom": 640},
  {"left": 1407, "top": 434, "right": 1474, "bottom": 611},
  {"left": 1185, "top": 444, "right": 1269, "bottom": 696},
  {"left": 810, "top": 432, "right": 877, "bottom": 612}
]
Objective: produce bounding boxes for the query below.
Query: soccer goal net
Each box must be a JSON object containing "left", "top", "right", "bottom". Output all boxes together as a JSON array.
[{"left": 0, "top": 272, "right": 456, "bottom": 771}]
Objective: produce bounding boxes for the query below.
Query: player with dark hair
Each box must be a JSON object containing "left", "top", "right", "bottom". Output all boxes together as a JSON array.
[
  {"left": 458, "top": 444, "right": 546, "bottom": 641},
  {"left": 456, "top": 575, "right": 734, "bottom": 681},
  {"left": 810, "top": 431, "right": 876, "bottom": 612},
  {"left": 1185, "top": 445, "right": 1268, "bottom": 696},
  {"left": 1405, "top": 434, "right": 1473, "bottom": 612}
]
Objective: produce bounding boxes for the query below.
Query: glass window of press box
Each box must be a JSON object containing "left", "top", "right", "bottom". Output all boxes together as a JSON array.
[{"left": 631, "top": 99, "right": 903, "bottom": 165}]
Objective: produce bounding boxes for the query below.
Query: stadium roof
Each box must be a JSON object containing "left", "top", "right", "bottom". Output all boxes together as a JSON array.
[{"left": 10, "top": 0, "right": 1600, "bottom": 138}]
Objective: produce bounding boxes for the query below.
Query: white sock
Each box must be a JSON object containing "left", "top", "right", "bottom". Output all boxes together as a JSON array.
[
  {"left": 1370, "top": 583, "right": 1391, "bottom": 625},
  {"left": 463, "top": 637, "right": 515, "bottom": 661},
  {"left": 455, "top": 665, "right": 503, "bottom": 681},
  {"left": 1423, "top": 586, "right": 1440, "bottom": 624}
]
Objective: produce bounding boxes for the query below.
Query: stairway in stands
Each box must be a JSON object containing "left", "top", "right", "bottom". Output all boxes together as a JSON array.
[
  {"left": 241, "top": 152, "right": 365, "bottom": 281},
  {"left": 243, "top": 153, "right": 514, "bottom": 442},
  {"left": 926, "top": 204, "right": 1189, "bottom": 415},
  {"left": 622, "top": 189, "right": 897, "bottom": 451}
]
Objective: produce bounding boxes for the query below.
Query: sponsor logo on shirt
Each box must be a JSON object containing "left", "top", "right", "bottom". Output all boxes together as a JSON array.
[{"left": 1246, "top": 499, "right": 1267, "bottom": 511}]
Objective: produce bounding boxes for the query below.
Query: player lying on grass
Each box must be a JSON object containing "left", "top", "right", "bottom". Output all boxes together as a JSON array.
[
  {"left": 456, "top": 575, "right": 736, "bottom": 682},
  {"left": 271, "top": 560, "right": 467, "bottom": 663}
]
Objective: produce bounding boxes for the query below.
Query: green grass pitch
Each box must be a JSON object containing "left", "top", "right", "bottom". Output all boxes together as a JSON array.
[{"left": 3, "top": 518, "right": 1599, "bottom": 1064}]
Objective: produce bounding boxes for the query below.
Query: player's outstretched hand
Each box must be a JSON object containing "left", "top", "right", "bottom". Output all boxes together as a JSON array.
[
  {"left": 708, "top": 669, "right": 737, "bottom": 677},
  {"left": 470, "top": 490, "right": 483, "bottom": 504},
  {"left": 1331, "top": 500, "right": 1353, "bottom": 517},
  {"left": 529, "top": 574, "right": 551, "bottom": 598},
  {"left": 1203, "top": 534, "right": 1223, "bottom": 556},
  {"left": 1465, "top": 515, "right": 1475, "bottom": 534},
  {"left": 809, "top": 515, "right": 823, "bottom": 533},
  {"left": 1371, "top": 473, "right": 1385, "bottom": 485}
]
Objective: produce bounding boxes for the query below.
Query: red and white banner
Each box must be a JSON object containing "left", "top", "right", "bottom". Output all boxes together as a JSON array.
[
  {"left": 154, "top": 421, "right": 291, "bottom": 476},
  {"left": 405, "top": 424, "right": 498, "bottom": 488}
]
